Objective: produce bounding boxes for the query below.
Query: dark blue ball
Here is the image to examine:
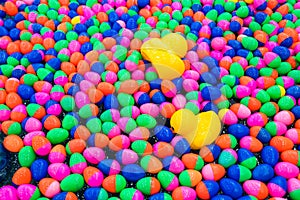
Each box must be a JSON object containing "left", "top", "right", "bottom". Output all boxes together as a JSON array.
[
  {"left": 27, "top": 5, "right": 38, "bottom": 11},
  {"left": 84, "top": 188, "right": 107, "bottom": 200},
  {"left": 202, "top": 5, "right": 213, "bottom": 15},
  {"left": 32, "top": 64, "right": 45, "bottom": 73},
  {"left": 220, "top": 178, "right": 243, "bottom": 199},
  {"left": 30, "top": 159, "right": 48, "bottom": 181},
  {"left": 215, "top": 4, "right": 225, "bottom": 14},
  {"left": 227, "top": 165, "right": 244, "bottom": 182},
  {"left": 237, "top": 49, "right": 250, "bottom": 59},
  {"left": 126, "top": 18, "right": 138, "bottom": 29},
  {"left": 223, "top": 48, "right": 235, "bottom": 58},
  {"left": 201, "top": 86, "right": 221, "bottom": 100},
  {"left": 228, "top": 124, "right": 249, "bottom": 139},
  {"left": 154, "top": 126, "right": 173, "bottom": 142},
  {"left": 80, "top": 42, "right": 93, "bottom": 55},
  {"left": 0, "top": 27, "right": 8, "bottom": 37},
  {"left": 279, "top": 37, "right": 293, "bottom": 48},
  {"left": 208, "top": 21, "right": 216, "bottom": 29},
  {"left": 46, "top": 48, "right": 58, "bottom": 56},
  {"left": 261, "top": 146, "right": 279, "bottom": 166},
  {"left": 137, "top": 0, "right": 150, "bottom": 8},
  {"left": 11, "top": 52, "right": 22, "bottom": 60},
  {"left": 9, "top": 28, "right": 20, "bottom": 40},
  {"left": 14, "top": 13, "right": 26, "bottom": 22},
  {"left": 229, "top": 21, "right": 241, "bottom": 32},
  {"left": 54, "top": 31, "right": 66, "bottom": 42},
  {"left": 291, "top": 106, "right": 300, "bottom": 119},
  {"left": 237, "top": 148, "right": 254, "bottom": 163},
  {"left": 74, "top": 23, "right": 87, "bottom": 33},
  {"left": 287, "top": 86, "right": 300, "bottom": 99},
  {"left": 67, "top": 85, "right": 80, "bottom": 96},
  {"left": 71, "top": 73, "right": 84, "bottom": 84},
  {"left": 18, "top": 84, "right": 35, "bottom": 100},
  {"left": 0, "top": 51, "right": 8, "bottom": 65},
  {"left": 133, "top": 15, "right": 140, "bottom": 22},
  {"left": 12, "top": 69, "right": 25, "bottom": 79},
  {"left": 104, "top": 94, "right": 119, "bottom": 110},
  {"left": 4, "top": 19, "right": 16, "bottom": 30},
  {"left": 120, "top": 13, "right": 130, "bottom": 22},
  {"left": 202, "top": 102, "right": 219, "bottom": 113},
  {"left": 255, "top": 12, "right": 267, "bottom": 24},
  {"left": 68, "top": 10, "right": 78, "bottom": 18},
  {"left": 252, "top": 164, "right": 274, "bottom": 182},
  {"left": 256, "top": 1, "right": 267, "bottom": 10},
  {"left": 191, "top": 4, "right": 202, "bottom": 12},
  {"left": 254, "top": 127, "right": 271, "bottom": 143},
  {"left": 18, "top": 4, "right": 27, "bottom": 11},
  {"left": 136, "top": 93, "right": 150, "bottom": 106},
  {"left": 245, "top": 67, "right": 259, "bottom": 79},
  {"left": 150, "top": 79, "right": 162, "bottom": 90},
  {"left": 151, "top": 91, "right": 166, "bottom": 104},
  {"left": 201, "top": 181, "right": 220, "bottom": 198},
  {"left": 109, "top": 12, "right": 119, "bottom": 23},
  {"left": 211, "top": 27, "right": 223, "bottom": 38},
  {"left": 253, "top": 49, "right": 263, "bottom": 57},
  {"left": 227, "top": 40, "right": 242, "bottom": 51},
  {"left": 112, "top": 22, "right": 122, "bottom": 32},
  {"left": 268, "top": 176, "right": 287, "bottom": 192},
  {"left": 191, "top": 22, "right": 202, "bottom": 32},
  {"left": 30, "top": 51, "right": 44, "bottom": 64},
  {"left": 272, "top": 46, "right": 290, "bottom": 60},
  {"left": 122, "top": 164, "right": 145, "bottom": 182},
  {"left": 130, "top": 5, "right": 139, "bottom": 12},
  {"left": 37, "top": 68, "right": 53, "bottom": 81},
  {"left": 32, "top": 23, "right": 43, "bottom": 33},
  {"left": 103, "top": 30, "right": 118, "bottom": 37},
  {"left": 181, "top": 16, "right": 193, "bottom": 26},
  {"left": 47, "top": 58, "right": 61, "bottom": 71},
  {"left": 85, "top": 19, "right": 95, "bottom": 27},
  {"left": 283, "top": 14, "right": 293, "bottom": 21}
]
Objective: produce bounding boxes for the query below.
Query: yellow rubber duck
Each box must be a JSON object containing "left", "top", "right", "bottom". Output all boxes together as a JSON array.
[
  {"left": 141, "top": 33, "right": 187, "bottom": 80},
  {"left": 170, "top": 109, "right": 222, "bottom": 150}
]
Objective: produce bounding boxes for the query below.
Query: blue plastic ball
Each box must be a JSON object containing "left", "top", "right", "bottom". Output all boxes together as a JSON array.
[
  {"left": 18, "top": 84, "right": 35, "bottom": 100},
  {"left": 122, "top": 164, "right": 145, "bottom": 182},
  {"left": 261, "top": 146, "right": 279, "bottom": 166},
  {"left": 30, "top": 159, "right": 48, "bottom": 181}
]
